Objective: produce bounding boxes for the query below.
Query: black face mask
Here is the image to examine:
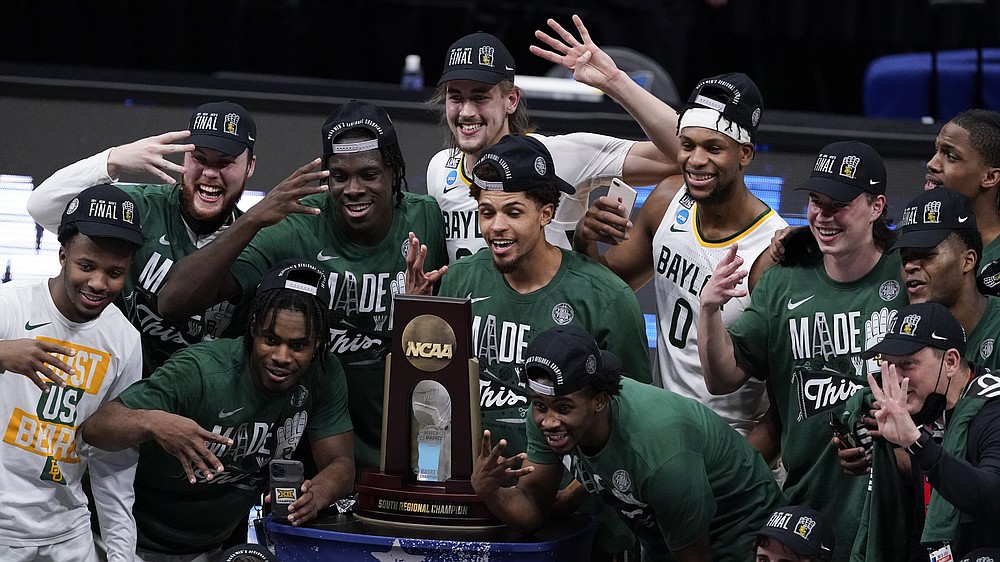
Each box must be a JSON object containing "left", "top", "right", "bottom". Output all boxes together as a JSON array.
[
  {"left": 911, "top": 392, "right": 947, "bottom": 426},
  {"left": 910, "top": 353, "right": 952, "bottom": 427}
]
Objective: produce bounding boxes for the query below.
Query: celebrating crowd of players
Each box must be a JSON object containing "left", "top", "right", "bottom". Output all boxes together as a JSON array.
[{"left": 2, "top": 12, "right": 1000, "bottom": 562}]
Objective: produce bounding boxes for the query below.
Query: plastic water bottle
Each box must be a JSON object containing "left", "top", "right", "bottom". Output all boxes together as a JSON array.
[{"left": 401, "top": 54, "right": 424, "bottom": 91}]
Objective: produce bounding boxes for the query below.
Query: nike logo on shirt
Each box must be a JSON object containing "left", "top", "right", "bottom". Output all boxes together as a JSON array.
[
  {"left": 787, "top": 295, "right": 816, "bottom": 310},
  {"left": 443, "top": 183, "right": 469, "bottom": 194},
  {"left": 317, "top": 251, "right": 338, "bottom": 261},
  {"left": 218, "top": 407, "right": 245, "bottom": 419},
  {"left": 25, "top": 321, "right": 51, "bottom": 331},
  {"left": 159, "top": 235, "right": 170, "bottom": 246},
  {"left": 465, "top": 293, "right": 491, "bottom": 304}
]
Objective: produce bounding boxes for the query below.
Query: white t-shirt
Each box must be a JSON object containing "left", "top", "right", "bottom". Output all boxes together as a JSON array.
[
  {"left": 426, "top": 132, "right": 635, "bottom": 261},
  {"left": 651, "top": 187, "right": 788, "bottom": 434},
  {"left": 0, "top": 280, "right": 141, "bottom": 561}
]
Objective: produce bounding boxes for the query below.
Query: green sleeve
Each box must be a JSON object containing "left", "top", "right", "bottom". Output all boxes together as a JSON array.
[
  {"left": 423, "top": 198, "right": 449, "bottom": 269},
  {"left": 595, "top": 286, "right": 651, "bottom": 384},
  {"left": 438, "top": 264, "right": 457, "bottom": 295},
  {"left": 231, "top": 223, "right": 283, "bottom": 297},
  {"left": 644, "top": 450, "right": 715, "bottom": 553},
  {"left": 305, "top": 354, "right": 353, "bottom": 442},
  {"left": 118, "top": 349, "right": 203, "bottom": 414},
  {"left": 727, "top": 270, "right": 776, "bottom": 381}
]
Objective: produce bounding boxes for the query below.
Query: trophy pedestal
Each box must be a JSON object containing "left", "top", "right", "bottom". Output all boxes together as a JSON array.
[
  {"left": 355, "top": 468, "right": 501, "bottom": 526},
  {"left": 266, "top": 513, "right": 597, "bottom": 562},
  {"left": 357, "top": 295, "right": 498, "bottom": 527}
]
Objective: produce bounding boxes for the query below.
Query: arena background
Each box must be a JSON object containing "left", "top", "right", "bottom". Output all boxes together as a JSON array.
[
  {"left": 0, "top": 73, "right": 936, "bottom": 349},
  {"left": 3, "top": 0, "right": 996, "bottom": 347}
]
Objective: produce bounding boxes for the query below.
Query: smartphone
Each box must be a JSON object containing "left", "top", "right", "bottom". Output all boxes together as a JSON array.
[
  {"left": 608, "top": 178, "right": 638, "bottom": 220},
  {"left": 829, "top": 413, "right": 859, "bottom": 450},
  {"left": 781, "top": 226, "right": 819, "bottom": 266},
  {"left": 269, "top": 459, "right": 304, "bottom": 524}
]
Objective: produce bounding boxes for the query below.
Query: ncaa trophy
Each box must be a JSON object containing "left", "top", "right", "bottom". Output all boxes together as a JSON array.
[{"left": 354, "top": 294, "right": 499, "bottom": 526}]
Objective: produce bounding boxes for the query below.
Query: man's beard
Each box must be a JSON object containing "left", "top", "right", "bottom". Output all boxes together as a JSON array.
[
  {"left": 179, "top": 176, "right": 244, "bottom": 232},
  {"left": 689, "top": 176, "right": 735, "bottom": 205},
  {"left": 493, "top": 252, "right": 523, "bottom": 275}
]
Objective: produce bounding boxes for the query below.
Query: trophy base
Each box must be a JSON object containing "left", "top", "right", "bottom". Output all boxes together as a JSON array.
[
  {"left": 355, "top": 469, "right": 502, "bottom": 527},
  {"left": 266, "top": 512, "right": 598, "bottom": 562},
  {"left": 352, "top": 513, "right": 502, "bottom": 532}
]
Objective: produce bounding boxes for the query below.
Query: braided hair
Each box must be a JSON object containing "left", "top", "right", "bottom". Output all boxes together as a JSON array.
[
  {"left": 325, "top": 128, "right": 407, "bottom": 206},
  {"left": 243, "top": 288, "right": 331, "bottom": 366}
]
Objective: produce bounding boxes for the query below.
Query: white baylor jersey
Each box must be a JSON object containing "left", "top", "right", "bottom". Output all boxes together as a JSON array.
[
  {"left": 651, "top": 187, "right": 787, "bottom": 433},
  {"left": 427, "top": 132, "right": 634, "bottom": 261}
]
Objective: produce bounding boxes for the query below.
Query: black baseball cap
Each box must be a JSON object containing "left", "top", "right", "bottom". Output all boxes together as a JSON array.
[
  {"left": 438, "top": 32, "right": 516, "bottom": 86},
  {"left": 321, "top": 100, "right": 399, "bottom": 157},
  {"left": 891, "top": 188, "right": 977, "bottom": 252},
  {"left": 796, "top": 141, "right": 886, "bottom": 202},
  {"left": 679, "top": 73, "right": 763, "bottom": 143},
  {"left": 187, "top": 101, "right": 256, "bottom": 157},
  {"left": 862, "top": 302, "right": 967, "bottom": 359},
  {"left": 754, "top": 505, "right": 834, "bottom": 557},
  {"left": 472, "top": 135, "right": 575, "bottom": 195},
  {"left": 979, "top": 258, "right": 1000, "bottom": 296},
  {"left": 255, "top": 259, "right": 331, "bottom": 310},
  {"left": 60, "top": 184, "right": 143, "bottom": 246},
  {"left": 959, "top": 548, "right": 1000, "bottom": 562},
  {"left": 523, "top": 325, "right": 621, "bottom": 397}
]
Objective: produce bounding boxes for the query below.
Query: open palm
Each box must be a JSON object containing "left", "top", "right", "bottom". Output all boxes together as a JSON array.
[
  {"left": 530, "top": 15, "right": 621, "bottom": 91},
  {"left": 867, "top": 363, "right": 921, "bottom": 447}
]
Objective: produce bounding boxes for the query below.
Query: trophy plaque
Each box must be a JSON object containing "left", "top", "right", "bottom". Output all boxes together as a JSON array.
[{"left": 355, "top": 294, "right": 499, "bottom": 526}]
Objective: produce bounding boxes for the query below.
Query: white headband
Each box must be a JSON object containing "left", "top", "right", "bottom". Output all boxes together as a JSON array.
[
  {"left": 473, "top": 177, "right": 505, "bottom": 191},
  {"left": 330, "top": 139, "right": 380, "bottom": 154},
  {"left": 679, "top": 107, "right": 752, "bottom": 144},
  {"left": 527, "top": 379, "right": 556, "bottom": 396}
]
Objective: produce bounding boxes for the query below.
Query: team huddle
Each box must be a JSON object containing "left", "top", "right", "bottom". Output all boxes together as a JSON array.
[{"left": 2, "top": 13, "right": 1000, "bottom": 562}]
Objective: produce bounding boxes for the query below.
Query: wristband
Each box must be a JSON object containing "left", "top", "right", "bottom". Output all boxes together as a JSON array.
[{"left": 905, "top": 427, "right": 934, "bottom": 455}]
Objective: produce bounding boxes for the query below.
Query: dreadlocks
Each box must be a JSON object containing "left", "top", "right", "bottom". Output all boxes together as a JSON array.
[
  {"left": 325, "top": 129, "right": 407, "bottom": 205},
  {"left": 243, "top": 288, "right": 330, "bottom": 366}
]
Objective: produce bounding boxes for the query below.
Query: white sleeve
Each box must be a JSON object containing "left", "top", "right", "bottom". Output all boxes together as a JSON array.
[
  {"left": 85, "top": 442, "right": 138, "bottom": 562},
  {"left": 539, "top": 132, "right": 633, "bottom": 191},
  {"left": 425, "top": 149, "right": 450, "bottom": 199},
  {"left": 26, "top": 148, "right": 115, "bottom": 233},
  {"left": 535, "top": 133, "right": 635, "bottom": 232},
  {"left": 87, "top": 330, "right": 142, "bottom": 562}
]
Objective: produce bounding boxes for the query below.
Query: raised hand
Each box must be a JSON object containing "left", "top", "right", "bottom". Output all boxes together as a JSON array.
[
  {"left": 700, "top": 244, "right": 747, "bottom": 312},
  {"left": 405, "top": 231, "right": 447, "bottom": 295},
  {"left": 107, "top": 130, "right": 194, "bottom": 183},
  {"left": 146, "top": 411, "right": 234, "bottom": 484},
  {"left": 833, "top": 436, "right": 872, "bottom": 476},
  {"left": 867, "top": 363, "right": 922, "bottom": 447},
  {"left": 243, "top": 158, "right": 329, "bottom": 228},
  {"left": 766, "top": 226, "right": 796, "bottom": 264},
  {"left": 471, "top": 430, "right": 533, "bottom": 499},
  {"left": 266, "top": 479, "right": 324, "bottom": 526},
  {"left": 576, "top": 196, "right": 633, "bottom": 246},
  {"left": 530, "top": 15, "right": 622, "bottom": 91},
  {"left": 0, "top": 338, "right": 76, "bottom": 391}
]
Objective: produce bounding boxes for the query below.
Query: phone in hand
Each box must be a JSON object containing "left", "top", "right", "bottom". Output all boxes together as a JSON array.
[
  {"left": 781, "top": 226, "right": 819, "bottom": 266},
  {"left": 829, "top": 413, "right": 859, "bottom": 450},
  {"left": 270, "top": 459, "right": 304, "bottom": 524},
  {"left": 608, "top": 178, "right": 638, "bottom": 220}
]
